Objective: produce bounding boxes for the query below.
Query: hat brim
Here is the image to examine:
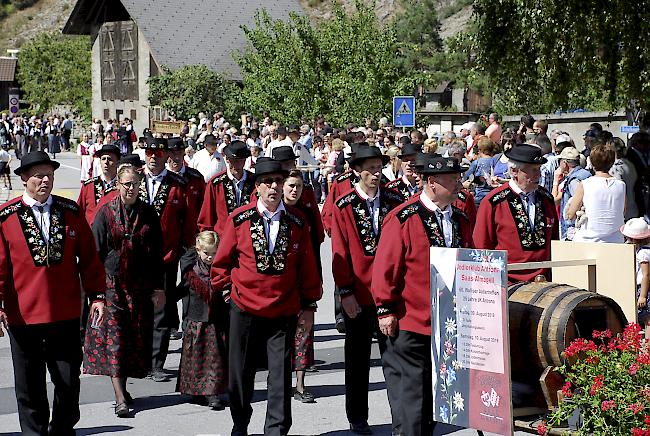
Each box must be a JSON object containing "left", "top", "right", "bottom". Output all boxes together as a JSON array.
[
  {"left": 254, "top": 169, "right": 290, "bottom": 180},
  {"left": 224, "top": 151, "right": 251, "bottom": 159},
  {"left": 349, "top": 155, "right": 390, "bottom": 167},
  {"left": 620, "top": 225, "right": 650, "bottom": 240},
  {"left": 95, "top": 149, "right": 121, "bottom": 158},
  {"left": 14, "top": 160, "right": 60, "bottom": 176},
  {"left": 416, "top": 167, "right": 463, "bottom": 175},
  {"left": 504, "top": 149, "right": 548, "bottom": 165}
]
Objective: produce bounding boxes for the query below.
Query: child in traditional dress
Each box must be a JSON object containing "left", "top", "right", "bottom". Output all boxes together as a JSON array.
[
  {"left": 176, "top": 231, "right": 229, "bottom": 410},
  {"left": 622, "top": 218, "right": 650, "bottom": 339}
]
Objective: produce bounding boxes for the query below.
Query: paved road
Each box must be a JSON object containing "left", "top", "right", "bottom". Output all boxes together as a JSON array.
[{"left": 0, "top": 152, "right": 535, "bottom": 435}]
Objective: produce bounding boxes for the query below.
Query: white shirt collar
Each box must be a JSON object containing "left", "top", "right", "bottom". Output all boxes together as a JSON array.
[
  {"left": 227, "top": 167, "right": 247, "bottom": 183},
  {"left": 100, "top": 174, "right": 116, "bottom": 184},
  {"left": 257, "top": 199, "right": 286, "bottom": 219},
  {"left": 22, "top": 193, "right": 53, "bottom": 208},
  {"left": 508, "top": 179, "right": 535, "bottom": 197},
  {"left": 146, "top": 168, "right": 167, "bottom": 180},
  {"left": 419, "top": 189, "right": 451, "bottom": 214},
  {"left": 355, "top": 183, "right": 380, "bottom": 202}
]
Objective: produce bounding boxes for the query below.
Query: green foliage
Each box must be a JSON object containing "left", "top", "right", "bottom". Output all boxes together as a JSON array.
[
  {"left": 393, "top": 0, "right": 443, "bottom": 74},
  {"left": 237, "top": 10, "right": 322, "bottom": 124},
  {"left": 236, "top": 1, "right": 413, "bottom": 126},
  {"left": 473, "top": 0, "right": 650, "bottom": 115},
  {"left": 17, "top": 32, "right": 91, "bottom": 119},
  {"left": 147, "top": 64, "right": 240, "bottom": 121},
  {"left": 438, "top": 0, "right": 473, "bottom": 19}
]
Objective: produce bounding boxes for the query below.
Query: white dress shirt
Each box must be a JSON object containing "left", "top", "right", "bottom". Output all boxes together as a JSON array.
[
  {"left": 355, "top": 184, "right": 381, "bottom": 235},
  {"left": 22, "top": 193, "right": 53, "bottom": 242},
  {"left": 509, "top": 179, "right": 536, "bottom": 230},
  {"left": 190, "top": 148, "right": 226, "bottom": 182},
  {"left": 145, "top": 169, "right": 167, "bottom": 204},
  {"left": 257, "top": 200, "right": 286, "bottom": 253},
  {"left": 228, "top": 169, "right": 248, "bottom": 205},
  {"left": 420, "top": 190, "right": 453, "bottom": 247}
]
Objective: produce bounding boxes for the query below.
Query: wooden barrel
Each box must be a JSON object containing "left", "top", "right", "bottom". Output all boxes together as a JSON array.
[{"left": 508, "top": 282, "right": 627, "bottom": 382}]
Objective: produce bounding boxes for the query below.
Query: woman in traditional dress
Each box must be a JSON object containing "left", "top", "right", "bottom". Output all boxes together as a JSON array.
[
  {"left": 283, "top": 170, "right": 325, "bottom": 403},
  {"left": 77, "top": 133, "right": 93, "bottom": 182},
  {"left": 176, "top": 231, "right": 229, "bottom": 410},
  {"left": 83, "top": 163, "right": 166, "bottom": 417}
]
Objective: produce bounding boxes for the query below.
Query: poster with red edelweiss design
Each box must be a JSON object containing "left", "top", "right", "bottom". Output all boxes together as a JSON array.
[{"left": 430, "top": 247, "right": 513, "bottom": 435}]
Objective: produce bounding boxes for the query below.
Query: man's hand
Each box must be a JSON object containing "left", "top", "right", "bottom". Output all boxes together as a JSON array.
[
  {"left": 152, "top": 290, "right": 166, "bottom": 310},
  {"left": 639, "top": 296, "right": 647, "bottom": 310},
  {"left": 379, "top": 315, "right": 398, "bottom": 337},
  {"left": 0, "top": 309, "right": 7, "bottom": 337},
  {"left": 297, "top": 310, "right": 314, "bottom": 334},
  {"left": 341, "top": 294, "right": 361, "bottom": 319},
  {"left": 89, "top": 300, "right": 106, "bottom": 326}
]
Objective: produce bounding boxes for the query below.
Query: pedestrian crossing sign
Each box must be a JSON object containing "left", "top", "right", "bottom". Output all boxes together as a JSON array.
[{"left": 393, "top": 96, "right": 416, "bottom": 127}]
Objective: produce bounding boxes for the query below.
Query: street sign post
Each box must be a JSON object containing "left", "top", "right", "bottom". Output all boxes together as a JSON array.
[
  {"left": 393, "top": 96, "right": 416, "bottom": 128},
  {"left": 8, "top": 87, "right": 19, "bottom": 115}
]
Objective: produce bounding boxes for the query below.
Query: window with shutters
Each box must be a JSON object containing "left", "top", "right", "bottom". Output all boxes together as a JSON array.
[{"left": 100, "top": 21, "right": 139, "bottom": 101}]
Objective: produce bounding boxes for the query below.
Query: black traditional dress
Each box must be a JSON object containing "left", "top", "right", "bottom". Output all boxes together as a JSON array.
[
  {"left": 176, "top": 249, "right": 229, "bottom": 396},
  {"left": 83, "top": 197, "right": 164, "bottom": 378}
]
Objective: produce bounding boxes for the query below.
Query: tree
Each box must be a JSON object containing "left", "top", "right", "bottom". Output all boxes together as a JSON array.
[
  {"left": 236, "top": 1, "right": 415, "bottom": 125},
  {"left": 473, "top": 0, "right": 650, "bottom": 116},
  {"left": 392, "top": 0, "right": 443, "bottom": 73},
  {"left": 147, "top": 64, "right": 240, "bottom": 121},
  {"left": 17, "top": 32, "right": 91, "bottom": 119},
  {"left": 237, "top": 10, "right": 322, "bottom": 124}
]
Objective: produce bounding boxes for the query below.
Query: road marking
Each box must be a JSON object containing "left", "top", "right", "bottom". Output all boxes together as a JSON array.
[{"left": 58, "top": 163, "right": 81, "bottom": 171}]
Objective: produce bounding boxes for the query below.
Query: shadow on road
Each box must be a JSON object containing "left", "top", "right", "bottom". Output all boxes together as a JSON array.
[
  {"left": 129, "top": 393, "right": 188, "bottom": 415},
  {"left": 77, "top": 426, "right": 134, "bottom": 435}
]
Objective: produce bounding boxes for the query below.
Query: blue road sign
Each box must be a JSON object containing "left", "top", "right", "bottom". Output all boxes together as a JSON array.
[
  {"left": 621, "top": 125, "right": 640, "bottom": 134},
  {"left": 393, "top": 96, "right": 416, "bottom": 128}
]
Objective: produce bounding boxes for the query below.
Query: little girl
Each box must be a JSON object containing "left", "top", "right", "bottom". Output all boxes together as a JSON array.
[
  {"left": 621, "top": 218, "right": 650, "bottom": 339},
  {"left": 176, "top": 231, "right": 229, "bottom": 409}
]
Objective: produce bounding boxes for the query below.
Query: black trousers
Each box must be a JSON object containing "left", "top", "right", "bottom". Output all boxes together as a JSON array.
[
  {"left": 151, "top": 262, "right": 180, "bottom": 370},
  {"left": 391, "top": 330, "right": 433, "bottom": 436},
  {"left": 343, "top": 305, "right": 401, "bottom": 431},
  {"left": 229, "top": 304, "right": 297, "bottom": 436},
  {"left": 9, "top": 318, "right": 81, "bottom": 436}
]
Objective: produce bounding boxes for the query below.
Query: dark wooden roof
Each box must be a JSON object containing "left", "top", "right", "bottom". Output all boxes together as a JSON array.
[
  {"left": 0, "top": 57, "right": 17, "bottom": 82},
  {"left": 63, "top": 0, "right": 304, "bottom": 80}
]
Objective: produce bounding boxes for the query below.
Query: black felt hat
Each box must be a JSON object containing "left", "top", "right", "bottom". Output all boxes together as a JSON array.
[
  {"left": 287, "top": 124, "right": 300, "bottom": 135},
  {"left": 348, "top": 145, "right": 390, "bottom": 167},
  {"left": 167, "top": 137, "right": 185, "bottom": 151},
  {"left": 143, "top": 137, "right": 168, "bottom": 150},
  {"left": 414, "top": 154, "right": 462, "bottom": 175},
  {"left": 504, "top": 143, "right": 547, "bottom": 165},
  {"left": 253, "top": 159, "right": 289, "bottom": 179},
  {"left": 277, "top": 126, "right": 288, "bottom": 136},
  {"left": 94, "top": 143, "right": 121, "bottom": 158},
  {"left": 14, "top": 151, "right": 60, "bottom": 176},
  {"left": 118, "top": 154, "right": 145, "bottom": 167},
  {"left": 203, "top": 134, "right": 218, "bottom": 147},
  {"left": 224, "top": 140, "right": 251, "bottom": 159},
  {"left": 400, "top": 142, "right": 422, "bottom": 156},
  {"left": 271, "top": 146, "right": 297, "bottom": 162}
]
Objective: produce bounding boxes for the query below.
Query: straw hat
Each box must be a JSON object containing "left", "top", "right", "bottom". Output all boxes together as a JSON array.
[{"left": 620, "top": 218, "right": 650, "bottom": 240}]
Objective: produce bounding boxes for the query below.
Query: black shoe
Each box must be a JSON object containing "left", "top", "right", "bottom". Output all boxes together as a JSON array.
[
  {"left": 206, "top": 395, "right": 225, "bottom": 410},
  {"left": 170, "top": 329, "right": 183, "bottom": 340},
  {"left": 124, "top": 391, "right": 134, "bottom": 405},
  {"left": 335, "top": 317, "right": 346, "bottom": 334},
  {"left": 150, "top": 368, "right": 168, "bottom": 382},
  {"left": 114, "top": 402, "right": 129, "bottom": 417},
  {"left": 350, "top": 421, "right": 372, "bottom": 435},
  {"left": 293, "top": 389, "right": 315, "bottom": 403}
]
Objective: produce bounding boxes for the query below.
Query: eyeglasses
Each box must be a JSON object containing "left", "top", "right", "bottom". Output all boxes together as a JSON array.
[
  {"left": 119, "top": 181, "right": 141, "bottom": 190},
  {"left": 145, "top": 149, "right": 166, "bottom": 157},
  {"left": 258, "top": 176, "right": 285, "bottom": 186}
]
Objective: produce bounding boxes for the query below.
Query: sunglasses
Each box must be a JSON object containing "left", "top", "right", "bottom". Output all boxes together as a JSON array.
[
  {"left": 145, "top": 149, "right": 166, "bottom": 157},
  {"left": 258, "top": 176, "right": 285, "bottom": 186},
  {"left": 119, "top": 181, "right": 141, "bottom": 190}
]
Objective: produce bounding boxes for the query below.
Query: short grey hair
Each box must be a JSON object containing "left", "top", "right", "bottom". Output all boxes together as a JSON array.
[
  {"left": 444, "top": 131, "right": 457, "bottom": 140},
  {"left": 449, "top": 143, "right": 467, "bottom": 156},
  {"left": 507, "top": 160, "right": 523, "bottom": 171}
]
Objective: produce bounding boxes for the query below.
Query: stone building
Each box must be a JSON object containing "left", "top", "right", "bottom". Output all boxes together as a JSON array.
[{"left": 63, "top": 0, "right": 303, "bottom": 135}]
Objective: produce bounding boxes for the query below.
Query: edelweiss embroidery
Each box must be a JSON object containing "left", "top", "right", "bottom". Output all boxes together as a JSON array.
[
  {"left": 506, "top": 191, "right": 547, "bottom": 250},
  {"left": 351, "top": 199, "right": 379, "bottom": 256},
  {"left": 18, "top": 203, "right": 65, "bottom": 266},
  {"left": 250, "top": 213, "right": 290, "bottom": 274},
  {"left": 417, "top": 207, "right": 446, "bottom": 247}
]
